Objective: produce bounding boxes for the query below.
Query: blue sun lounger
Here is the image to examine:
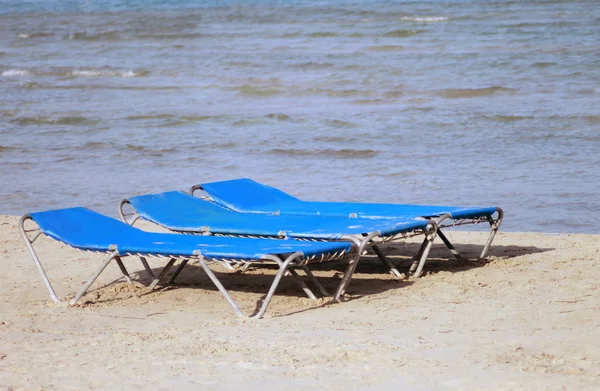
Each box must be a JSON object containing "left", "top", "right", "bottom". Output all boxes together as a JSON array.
[
  {"left": 191, "top": 178, "right": 504, "bottom": 262},
  {"left": 119, "top": 191, "right": 437, "bottom": 298},
  {"left": 20, "top": 207, "right": 352, "bottom": 318}
]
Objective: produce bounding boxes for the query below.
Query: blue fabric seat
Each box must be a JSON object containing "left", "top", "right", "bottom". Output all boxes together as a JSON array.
[
  {"left": 126, "top": 191, "right": 428, "bottom": 240},
  {"left": 193, "top": 178, "right": 504, "bottom": 261},
  {"left": 20, "top": 207, "right": 352, "bottom": 318},
  {"left": 197, "top": 178, "right": 498, "bottom": 220}
]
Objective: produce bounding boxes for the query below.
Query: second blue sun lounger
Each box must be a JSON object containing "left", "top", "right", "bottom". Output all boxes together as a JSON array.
[
  {"left": 192, "top": 178, "right": 504, "bottom": 261},
  {"left": 119, "top": 191, "right": 437, "bottom": 298},
  {"left": 20, "top": 207, "right": 352, "bottom": 318}
]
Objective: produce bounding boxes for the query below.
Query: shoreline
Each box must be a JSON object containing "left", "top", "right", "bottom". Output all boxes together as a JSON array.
[{"left": 1, "top": 214, "right": 599, "bottom": 390}]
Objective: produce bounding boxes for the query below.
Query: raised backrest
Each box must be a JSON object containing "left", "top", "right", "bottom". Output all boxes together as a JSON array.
[
  {"left": 30, "top": 207, "right": 140, "bottom": 251},
  {"left": 200, "top": 178, "right": 298, "bottom": 211}
]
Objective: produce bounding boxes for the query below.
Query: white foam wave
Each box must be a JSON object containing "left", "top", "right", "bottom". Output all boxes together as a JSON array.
[
  {"left": 71, "top": 70, "right": 142, "bottom": 78},
  {"left": 2, "top": 69, "right": 30, "bottom": 77},
  {"left": 17, "top": 33, "right": 29, "bottom": 39},
  {"left": 401, "top": 16, "right": 448, "bottom": 22}
]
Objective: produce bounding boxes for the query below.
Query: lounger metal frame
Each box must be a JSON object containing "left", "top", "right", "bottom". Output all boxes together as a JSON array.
[
  {"left": 190, "top": 185, "right": 504, "bottom": 264},
  {"left": 118, "top": 199, "right": 439, "bottom": 301},
  {"left": 19, "top": 214, "right": 348, "bottom": 318}
]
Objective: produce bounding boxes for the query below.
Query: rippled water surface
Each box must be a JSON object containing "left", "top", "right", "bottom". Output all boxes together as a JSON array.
[{"left": 1, "top": 0, "right": 599, "bottom": 232}]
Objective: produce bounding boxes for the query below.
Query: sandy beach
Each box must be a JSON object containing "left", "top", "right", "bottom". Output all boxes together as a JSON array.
[{"left": 0, "top": 214, "right": 598, "bottom": 390}]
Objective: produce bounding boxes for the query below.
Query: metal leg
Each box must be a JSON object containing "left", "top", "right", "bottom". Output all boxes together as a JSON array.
[
  {"left": 333, "top": 232, "right": 380, "bottom": 301},
  {"left": 480, "top": 208, "right": 504, "bottom": 259},
  {"left": 149, "top": 258, "right": 176, "bottom": 290},
  {"left": 168, "top": 259, "right": 189, "bottom": 284},
  {"left": 19, "top": 215, "right": 61, "bottom": 303},
  {"left": 437, "top": 229, "right": 466, "bottom": 263},
  {"left": 411, "top": 232, "right": 436, "bottom": 278},
  {"left": 253, "top": 252, "right": 303, "bottom": 319},
  {"left": 139, "top": 256, "right": 156, "bottom": 279},
  {"left": 70, "top": 251, "right": 119, "bottom": 305},
  {"left": 300, "top": 265, "right": 330, "bottom": 297},
  {"left": 195, "top": 252, "right": 304, "bottom": 318},
  {"left": 115, "top": 257, "right": 133, "bottom": 283},
  {"left": 371, "top": 244, "right": 404, "bottom": 278},
  {"left": 287, "top": 268, "right": 318, "bottom": 301},
  {"left": 408, "top": 222, "right": 438, "bottom": 278},
  {"left": 196, "top": 254, "right": 245, "bottom": 317}
]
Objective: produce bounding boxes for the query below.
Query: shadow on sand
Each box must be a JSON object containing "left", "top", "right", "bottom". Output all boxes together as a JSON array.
[{"left": 81, "top": 240, "right": 553, "bottom": 316}]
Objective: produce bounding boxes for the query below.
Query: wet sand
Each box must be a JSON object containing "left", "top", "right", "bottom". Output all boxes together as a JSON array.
[{"left": 0, "top": 214, "right": 599, "bottom": 390}]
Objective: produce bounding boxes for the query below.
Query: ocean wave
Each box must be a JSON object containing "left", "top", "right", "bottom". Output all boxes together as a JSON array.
[
  {"left": 236, "top": 85, "right": 282, "bottom": 97},
  {"left": 485, "top": 115, "right": 534, "bottom": 122},
  {"left": 123, "top": 144, "right": 177, "bottom": 154},
  {"left": 12, "top": 116, "right": 98, "bottom": 126},
  {"left": 326, "top": 89, "right": 373, "bottom": 98},
  {"left": 290, "top": 62, "right": 335, "bottom": 70},
  {"left": 269, "top": 148, "right": 377, "bottom": 158},
  {"left": 382, "top": 29, "right": 425, "bottom": 38},
  {"left": 531, "top": 62, "right": 557, "bottom": 68},
  {"left": 351, "top": 99, "right": 389, "bottom": 105},
  {"left": 364, "top": 45, "right": 404, "bottom": 52},
  {"left": 0, "top": 145, "right": 20, "bottom": 152},
  {"left": 307, "top": 32, "right": 339, "bottom": 38},
  {"left": 265, "top": 113, "right": 291, "bottom": 121},
  {"left": 401, "top": 16, "right": 448, "bottom": 23},
  {"left": 324, "top": 119, "right": 358, "bottom": 128},
  {"left": 584, "top": 115, "right": 600, "bottom": 124},
  {"left": 126, "top": 114, "right": 176, "bottom": 120},
  {"left": 71, "top": 69, "right": 150, "bottom": 78},
  {"left": 436, "top": 86, "right": 517, "bottom": 99},
  {"left": 4, "top": 67, "right": 149, "bottom": 78},
  {"left": 314, "top": 135, "right": 358, "bottom": 143},
  {"left": 82, "top": 141, "right": 111, "bottom": 149},
  {"left": 2, "top": 69, "right": 30, "bottom": 77},
  {"left": 17, "top": 32, "right": 54, "bottom": 39},
  {"left": 67, "top": 31, "right": 122, "bottom": 41}
]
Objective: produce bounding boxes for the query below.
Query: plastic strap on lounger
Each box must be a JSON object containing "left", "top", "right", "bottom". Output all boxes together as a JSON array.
[{"left": 199, "top": 178, "right": 498, "bottom": 220}]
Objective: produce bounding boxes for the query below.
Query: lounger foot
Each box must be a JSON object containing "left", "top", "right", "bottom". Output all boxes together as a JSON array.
[
  {"left": 148, "top": 258, "right": 176, "bottom": 290},
  {"left": 196, "top": 252, "right": 305, "bottom": 318},
  {"left": 408, "top": 224, "right": 437, "bottom": 278},
  {"left": 480, "top": 208, "right": 503, "bottom": 259},
  {"left": 371, "top": 244, "right": 405, "bottom": 278},
  {"left": 70, "top": 251, "right": 119, "bottom": 305},
  {"left": 437, "top": 229, "right": 466, "bottom": 264}
]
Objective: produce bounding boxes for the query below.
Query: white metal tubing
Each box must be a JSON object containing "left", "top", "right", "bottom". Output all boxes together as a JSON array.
[
  {"left": 148, "top": 258, "right": 176, "bottom": 290},
  {"left": 436, "top": 229, "right": 466, "bottom": 263},
  {"left": 115, "top": 257, "right": 133, "bottom": 284},
  {"left": 370, "top": 244, "right": 403, "bottom": 277},
  {"left": 168, "top": 259, "right": 189, "bottom": 284},
  {"left": 409, "top": 222, "right": 438, "bottom": 278},
  {"left": 260, "top": 254, "right": 317, "bottom": 300},
  {"left": 19, "top": 215, "right": 61, "bottom": 303},
  {"left": 300, "top": 265, "right": 330, "bottom": 297},
  {"left": 70, "top": 250, "right": 119, "bottom": 305},
  {"left": 287, "top": 268, "right": 318, "bottom": 301},
  {"left": 333, "top": 232, "right": 379, "bottom": 301},
  {"left": 253, "top": 252, "right": 304, "bottom": 319},
  {"left": 480, "top": 208, "right": 503, "bottom": 259},
  {"left": 196, "top": 253, "right": 246, "bottom": 317},
  {"left": 139, "top": 256, "right": 156, "bottom": 279}
]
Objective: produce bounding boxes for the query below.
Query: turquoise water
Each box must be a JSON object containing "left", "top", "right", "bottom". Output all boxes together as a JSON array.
[{"left": 1, "top": 0, "right": 599, "bottom": 232}]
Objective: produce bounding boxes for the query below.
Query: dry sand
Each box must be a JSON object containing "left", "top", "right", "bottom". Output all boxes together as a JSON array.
[{"left": 0, "top": 214, "right": 598, "bottom": 390}]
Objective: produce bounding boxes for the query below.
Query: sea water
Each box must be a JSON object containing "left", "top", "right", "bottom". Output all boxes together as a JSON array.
[{"left": 1, "top": 0, "right": 599, "bottom": 232}]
